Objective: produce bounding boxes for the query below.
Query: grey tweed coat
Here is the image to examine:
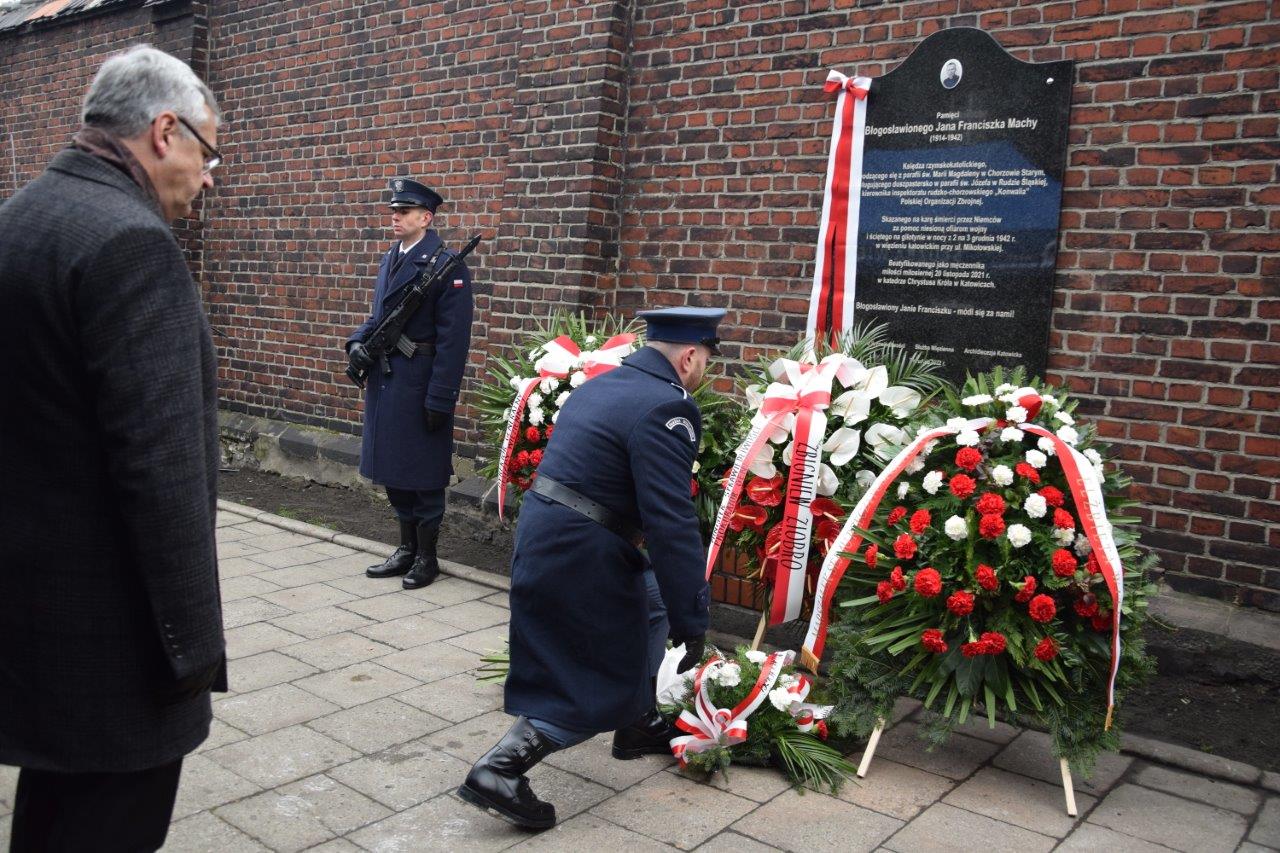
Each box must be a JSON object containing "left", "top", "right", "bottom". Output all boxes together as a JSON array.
[{"left": 0, "top": 149, "right": 225, "bottom": 772}]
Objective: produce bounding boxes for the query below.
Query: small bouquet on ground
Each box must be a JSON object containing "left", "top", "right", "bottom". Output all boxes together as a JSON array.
[
  {"left": 823, "top": 369, "right": 1155, "bottom": 775},
  {"left": 477, "top": 313, "right": 640, "bottom": 516},
  {"left": 699, "top": 325, "right": 943, "bottom": 624},
  {"left": 657, "top": 644, "right": 856, "bottom": 792}
]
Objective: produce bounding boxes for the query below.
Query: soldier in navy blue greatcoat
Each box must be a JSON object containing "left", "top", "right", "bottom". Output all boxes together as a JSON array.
[
  {"left": 459, "top": 308, "right": 725, "bottom": 830},
  {"left": 346, "top": 178, "right": 474, "bottom": 589}
]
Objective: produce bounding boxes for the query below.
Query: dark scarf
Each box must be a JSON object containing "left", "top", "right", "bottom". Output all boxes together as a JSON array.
[{"left": 70, "top": 126, "right": 162, "bottom": 209}]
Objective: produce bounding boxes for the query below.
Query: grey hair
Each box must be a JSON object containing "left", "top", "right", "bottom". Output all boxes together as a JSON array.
[{"left": 81, "top": 45, "right": 220, "bottom": 138}]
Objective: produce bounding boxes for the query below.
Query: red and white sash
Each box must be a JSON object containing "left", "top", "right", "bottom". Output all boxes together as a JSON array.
[
  {"left": 808, "top": 70, "right": 871, "bottom": 343},
  {"left": 669, "top": 650, "right": 792, "bottom": 766}
]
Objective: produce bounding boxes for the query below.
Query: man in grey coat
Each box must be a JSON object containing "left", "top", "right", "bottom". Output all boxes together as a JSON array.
[{"left": 0, "top": 45, "right": 226, "bottom": 852}]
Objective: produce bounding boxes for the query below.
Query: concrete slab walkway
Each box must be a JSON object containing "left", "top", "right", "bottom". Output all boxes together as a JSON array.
[{"left": 1, "top": 502, "right": 1276, "bottom": 852}]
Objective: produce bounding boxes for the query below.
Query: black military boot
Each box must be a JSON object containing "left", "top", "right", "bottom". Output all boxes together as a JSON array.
[
  {"left": 458, "top": 716, "right": 557, "bottom": 829},
  {"left": 402, "top": 519, "right": 440, "bottom": 589},
  {"left": 612, "top": 707, "right": 679, "bottom": 760},
  {"left": 366, "top": 520, "right": 417, "bottom": 578}
]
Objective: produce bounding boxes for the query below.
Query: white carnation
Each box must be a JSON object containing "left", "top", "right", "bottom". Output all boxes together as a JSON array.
[
  {"left": 1000, "top": 427, "right": 1025, "bottom": 443},
  {"left": 944, "top": 516, "right": 968, "bottom": 541},
  {"left": 539, "top": 377, "right": 556, "bottom": 395},
  {"left": 528, "top": 393, "right": 543, "bottom": 410},
  {"left": 1006, "top": 405, "right": 1028, "bottom": 424},
  {"left": 569, "top": 371, "right": 587, "bottom": 387},
  {"left": 1085, "top": 448, "right": 1103, "bottom": 466},
  {"left": 906, "top": 457, "right": 925, "bottom": 474},
  {"left": 962, "top": 393, "right": 993, "bottom": 406},
  {"left": 1007, "top": 524, "right": 1032, "bottom": 548},
  {"left": 1041, "top": 395, "right": 1060, "bottom": 410},
  {"left": 584, "top": 335, "right": 597, "bottom": 345},
  {"left": 1025, "top": 449, "right": 1048, "bottom": 469},
  {"left": 1023, "top": 494, "right": 1047, "bottom": 519},
  {"left": 994, "top": 383, "right": 1015, "bottom": 395},
  {"left": 897, "top": 481, "right": 911, "bottom": 499},
  {"left": 991, "top": 464, "right": 1014, "bottom": 486},
  {"left": 555, "top": 391, "right": 571, "bottom": 408},
  {"left": 715, "top": 662, "right": 741, "bottom": 688},
  {"left": 1038, "top": 437, "right": 1057, "bottom": 456},
  {"left": 1074, "top": 534, "right": 1093, "bottom": 557},
  {"left": 778, "top": 673, "right": 799, "bottom": 691},
  {"left": 528, "top": 407, "right": 545, "bottom": 426},
  {"left": 1054, "top": 410, "right": 1075, "bottom": 426},
  {"left": 551, "top": 409, "right": 560, "bottom": 424},
  {"left": 956, "top": 429, "right": 980, "bottom": 447},
  {"left": 1053, "top": 527, "right": 1075, "bottom": 546},
  {"left": 769, "top": 687, "right": 794, "bottom": 712},
  {"left": 946, "top": 417, "right": 969, "bottom": 432},
  {"left": 745, "top": 650, "right": 767, "bottom": 664},
  {"left": 1056, "top": 425, "right": 1079, "bottom": 445},
  {"left": 923, "top": 470, "right": 944, "bottom": 495}
]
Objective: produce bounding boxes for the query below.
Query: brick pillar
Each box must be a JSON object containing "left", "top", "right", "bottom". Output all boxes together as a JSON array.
[{"left": 485, "top": 0, "right": 634, "bottom": 358}]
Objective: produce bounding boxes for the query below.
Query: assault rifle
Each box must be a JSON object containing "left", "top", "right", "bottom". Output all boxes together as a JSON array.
[{"left": 346, "top": 234, "right": 481, "bottom": 389}]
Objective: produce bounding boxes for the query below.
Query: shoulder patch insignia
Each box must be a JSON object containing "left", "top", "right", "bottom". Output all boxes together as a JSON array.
[{"left": 665, "top": 416, "right": 696, "bottom": 442}]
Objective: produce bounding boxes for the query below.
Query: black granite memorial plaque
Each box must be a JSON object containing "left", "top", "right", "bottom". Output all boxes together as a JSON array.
[{"left": 851, "top": 28, "right": 1073, "bottom": 383}]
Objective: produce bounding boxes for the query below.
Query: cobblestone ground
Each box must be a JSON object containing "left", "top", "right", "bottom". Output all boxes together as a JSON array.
[{"left": 1, "top": 503, "right": 1277, "bottom": 852}]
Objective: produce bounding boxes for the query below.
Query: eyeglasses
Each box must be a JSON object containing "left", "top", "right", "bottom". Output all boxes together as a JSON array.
[{"left": 176, "top": 116, "right": 222, "bottom": 174}]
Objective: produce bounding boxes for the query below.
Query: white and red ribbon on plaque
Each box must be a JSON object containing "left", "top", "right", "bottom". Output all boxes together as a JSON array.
[
  {"left": 798, "top": 390, "right": 1125, "bottom": 726},
  {"left": 808, "top": 70, "right": 872, "bottom": 343},
  {"left": 669, "top": 650, "right": 830, "bottom": 766},
  {"left": 496, "top": 333, "right": 636, "bottom": 519},
  {"left": 704, "top": 354, "right": 862, "bottom": 624}
]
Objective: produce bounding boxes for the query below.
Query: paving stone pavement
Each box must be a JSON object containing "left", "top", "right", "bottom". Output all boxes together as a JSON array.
[{"left": 1, "top": 504, "right": 1276, "bottom": 852}]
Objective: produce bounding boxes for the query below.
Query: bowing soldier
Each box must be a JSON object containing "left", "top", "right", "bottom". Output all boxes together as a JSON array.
[
  {"left": 459, "top": 307, "right": 725, "bottom": 829},
  {"left": 346, "top": 178, "right": 474, "bottom": 589}
]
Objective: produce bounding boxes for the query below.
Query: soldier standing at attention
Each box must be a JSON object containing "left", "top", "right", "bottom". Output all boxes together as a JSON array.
[
  {"left": 347, "top": 179, "right": 474, "bottom": 589},
  {"left": 459, "top": 307, "right": 724, "bottom": 830}
]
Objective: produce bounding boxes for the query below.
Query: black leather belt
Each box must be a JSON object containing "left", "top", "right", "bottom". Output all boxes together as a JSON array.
[
  {"left": 530, "top": 474, "right": 644, "bottom": 547},
  {"left": 411, "top": 341, "right": 436, "bottom": 355}
]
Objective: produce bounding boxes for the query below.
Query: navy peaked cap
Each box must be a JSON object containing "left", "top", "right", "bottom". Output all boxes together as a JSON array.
[
  {"left": 387, "top": 177, "right": 443, "bottom": 212},
  {"left": 638, "top": 307, "right": 726, "bottom": 354}
]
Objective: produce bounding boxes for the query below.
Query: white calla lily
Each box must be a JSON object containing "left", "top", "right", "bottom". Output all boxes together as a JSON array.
[
  {"left": 864, "top": 422, "right": 905, "bottom": 450},
  {"left": 816, "top": 463, "right": 840, "bottom": 496},
  {"left": 831, "top": 389, "right": 872, "bottom": 426},
  {"left": 822, "top": 427, "right": 862, "bottom": 467},
  {"left": 855, "top": 469, "right": 876, "bottom": 488},
  {"left": 860, "top": 365, "right": 889, "bottom": 398},
  {"left": 879, "top": 385, "right": 921, "bottom": 417},
  {"left": 748, "top": 445, "right": 777, "bottom": 479}
]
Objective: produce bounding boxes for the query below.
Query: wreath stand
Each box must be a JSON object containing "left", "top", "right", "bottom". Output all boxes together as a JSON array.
[{"left": 854, "top": 718, "right": 1079, "bottom": 816}]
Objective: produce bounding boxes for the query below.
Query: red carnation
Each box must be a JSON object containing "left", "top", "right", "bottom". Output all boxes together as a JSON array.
[
  {"left": 816, "top": 720, "right": 829, "bottom": 740},
  {"left": 914, "top": 567, "right": 942, "bottom": 597},
  {"left": 921, "top": 628, "right": 948, "bottom": 653},
  {"left": 1074, "top": 595, "right": 1099, "bottom": 618},
  {"left": 949, "top": 474, "right": 976, "bottom": 500},
  {"left": 876, "top": 581, "right": 894, "bottom": 604},
  {"left": 746, "top": 475, "right": 783, "bottom": 507},
  {"left": 525, "top": 426, "right": 541, "bottom": 443},
  {"left": 980, "top": 631, "right": 1007, "bottom": 654},
  {"left": 975, "top": 492, "right": 1006, "bottom": 516},
  {"left": 890, "top": 565, "right": 906, "bottom": 591},
  {"left": 1092, "top": 610, "right": 1112, "bottom": 632},
  {"left": 976, "top": 564, "right": 998, "bottom": 591},
  {"left": 887, "top": 505, "right": 907, "bottom": 526},
  {"left": 515, "top": 449, "right": 531, "bottom": 468},
  {"left": 909, "top": 509, "right": 932, "bottom": 535},
  {"left": 961, "top": 641, "right": 985, "bottom": 658},
  {"left": 1014, "top": 575, "right": 1037, "bottom": 603},
  {"left": 947, "top": 589, "right": 975, "bottom": 616},
  {"left": 1034, "top": 636, "right": 1059, "bottom": 661},
  {"left": 514, "top": 476, "right": 531, "bottom": 491},
  {"left": 1086, "top": 552, "right": 1101, "bottom": 575},
  {"left": 690, "top": 478, "right": 699, "bottom": 497},
  {"left": 1051, "top": 549, "right": 1077, "bottom": 578},
  {"left": 544, "top": 425, "right": 555, "bottom": 440},
  {"left": 530, "top": 449, "right": 543, "bottom": 467},
  {"left": 955, "top": 447, "right": 982, "bottom": 471},
  {"left": 1053, "top": 508, "right": 1076, "bottom": 530},
  {"left": 1015, "top": 462, "right": 1041, "bottom": 484},
  {"left": 1028, "top": 594, "right": 1057, "bottom": 623},
  {"left": 978, "top": 513, "right": 1006, "bottom": 539},
  {"left": 893, "top": 534, "right": 918, "bottom": 560},
  {"left": 865, "top": 544, "right": 879, "bottom": 569},
  {"left": 1038, "top": 486, "right": 1065, "bottom": 508}
]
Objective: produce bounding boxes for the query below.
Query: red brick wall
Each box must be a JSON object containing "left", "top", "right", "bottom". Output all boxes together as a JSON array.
[{"left": 1, "top": 0, "right": 1276, "bottom": 610}]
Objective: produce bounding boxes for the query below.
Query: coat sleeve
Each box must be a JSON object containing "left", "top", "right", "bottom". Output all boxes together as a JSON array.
[
  {"left": 425, "top": 256, "right": 474, "bottom": 413},
  {"left": 628, "top": 395, "right": 710, "bottom": 639},
  {"left": 75, "top": 225, "right": 224, "bottom": 681}
]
